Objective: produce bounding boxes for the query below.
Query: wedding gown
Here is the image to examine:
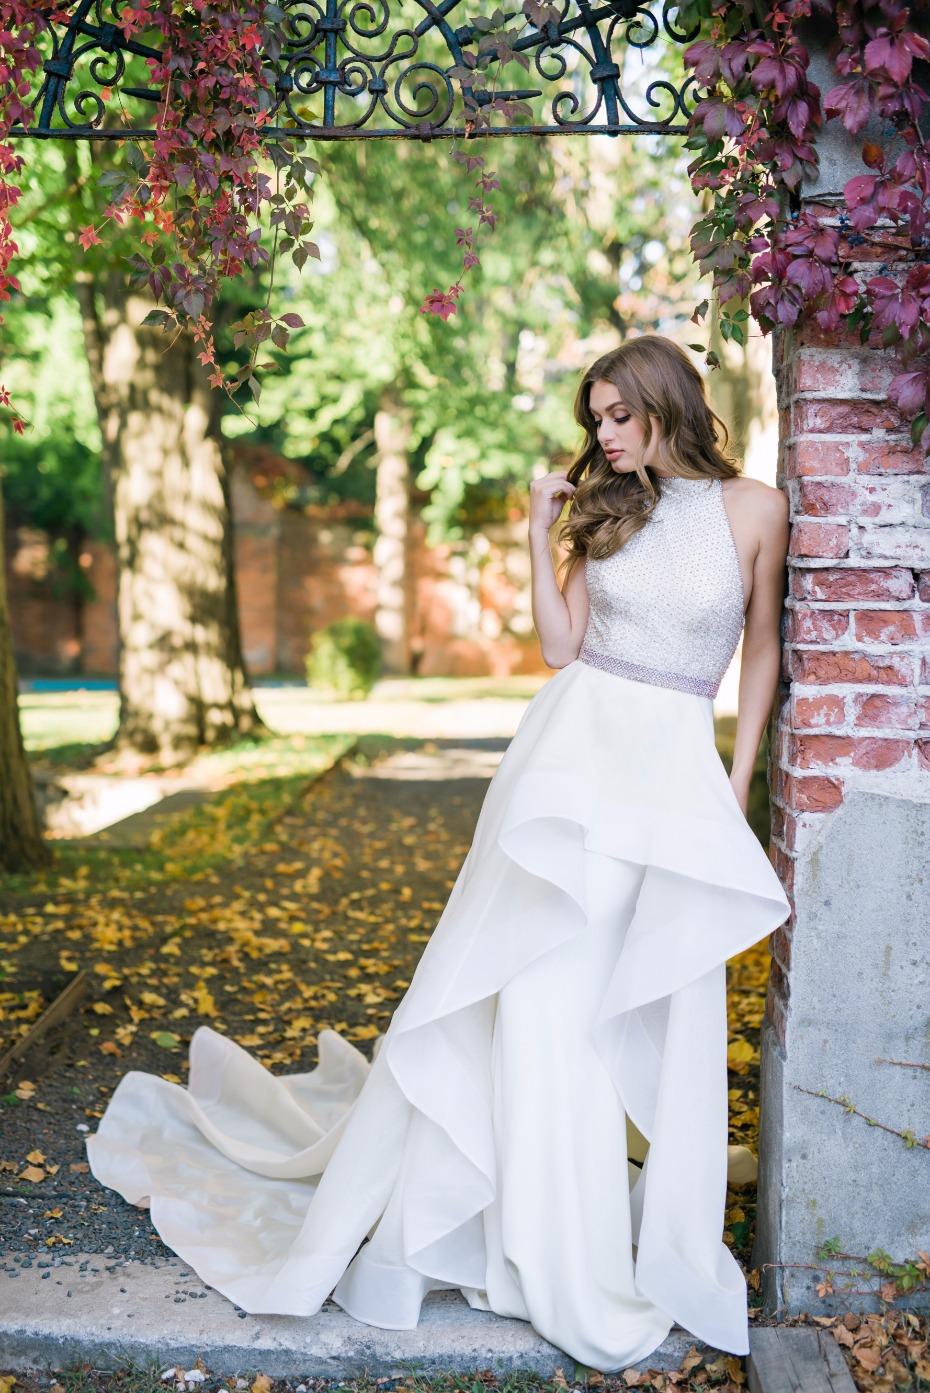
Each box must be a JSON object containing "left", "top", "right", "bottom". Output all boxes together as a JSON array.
[{"left": 87, "top": 474, "right": 791, "bottom": 1372}]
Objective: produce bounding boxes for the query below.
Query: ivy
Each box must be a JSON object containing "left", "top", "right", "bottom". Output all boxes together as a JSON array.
[
  {"left": 0, "top": 1, "right": 319, "bottom": 424},
  {"left": 3, "top": 2, "right": 930, "bottom": 445},
  {"left": 0, "top": 4, "right": 67, "bottom": 434},
  {"left": 678, "top": 0, "right": 930, "bottom": 448}
]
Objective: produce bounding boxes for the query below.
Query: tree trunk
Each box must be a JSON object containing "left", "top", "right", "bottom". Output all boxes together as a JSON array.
[
  {"left": 373, "top": 392, "right": 413, "bottom": 676},
  {"left": 73, "top": 269, "right": 262, "bottom": 764},
  {"left": 0, "top": 485, "right": 51, "bottom": 873}
]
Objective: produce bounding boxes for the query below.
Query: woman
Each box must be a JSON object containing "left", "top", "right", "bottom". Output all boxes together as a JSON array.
[{"left": 87, "top": 335, "right": 791, "bottom": 1372}]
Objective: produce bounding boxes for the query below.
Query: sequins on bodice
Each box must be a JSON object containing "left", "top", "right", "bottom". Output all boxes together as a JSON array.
[{"left": 579, "top": 476, "right": 746, "bottom": 699}]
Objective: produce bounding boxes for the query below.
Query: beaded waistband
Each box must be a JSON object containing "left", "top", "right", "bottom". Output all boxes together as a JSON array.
[{"left": 577, "top": 643, "right": 720, "bottom": 698}]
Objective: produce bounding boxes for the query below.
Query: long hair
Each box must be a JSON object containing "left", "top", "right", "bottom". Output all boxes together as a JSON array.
[{"left": 557, "top": 336, "right": 741, "bottom": 578}]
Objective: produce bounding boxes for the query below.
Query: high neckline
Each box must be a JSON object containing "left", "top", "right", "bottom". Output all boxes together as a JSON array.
[{"left": 654, "top": 474, "right": 714, "bottom": 489}]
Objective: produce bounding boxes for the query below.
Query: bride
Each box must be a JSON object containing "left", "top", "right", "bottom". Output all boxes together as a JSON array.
[{"left": 87, "top": 334, "right": 791, "bottom": 1373}]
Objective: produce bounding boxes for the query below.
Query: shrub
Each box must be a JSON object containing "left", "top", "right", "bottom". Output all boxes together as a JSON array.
[{"left": 305, "top": 618, "right": 381, "bottom": 699}]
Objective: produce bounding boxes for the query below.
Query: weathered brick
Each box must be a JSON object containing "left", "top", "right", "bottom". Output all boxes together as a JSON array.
[
  {"left": 771, "top": 922, "right": 794, "bottom": 972},
  {"left": 793, "top": 735, "right": 853, "bottom": 768},
  {"left": 856, "top": 354, "right": 895, "bottom": 394},
  {"left": 783, "top": 771, "right": 845, "bottom": 812},
  {"left": 765, "top": 983, "right": 787, "bottom": 1051},
  {"left": 852, "top": 692, "right": 919, "bottom": 730},
  {"left": 856, "top": 440, "right": 927, "bottom": 475},
  {"left": 790, "top": 567, "right": 914, "bottom": 602},
  {"left": 919, "top": 572, "right": 930, "bottom": 603},
  {"left": 853, "top": 609, "right": 923, "bottom": 645},
  {"left": 794, "top": 734, "right": 911, "bottom": 771},
  {"left": 797, "top": 481, "right": 859, "bottom": 518},
  {"left": 790, "top": 322, "right": 846, "bottom": 350},
  {"left": 796, "top": 353, "right": 856, "bottom": 395},
  {"left": 788, "top": 439, "right": 853, "bottom": 478},
  {"left": 796, "top": 399, "right": 903, "bottom": 435},
  {"left": 857, "top": 526, "right": 930, "bottom": 565},
  {"left": 916, "top": 740, "right": 930, "bottom": 774},
  {"left": 791, "top": 649, "right": 914, "bottom": 686},
  {"left": 793, "top": 693, "right": 846, "bottom": 728},
  {"left": 789, "top": 521, "right": 850, "bottom": 558},
  {"left": 789, "top": 607, "right": 850, "bottom": 644},
  {"left": 917, "top": 696, "right": 930, "bottom": 729}
]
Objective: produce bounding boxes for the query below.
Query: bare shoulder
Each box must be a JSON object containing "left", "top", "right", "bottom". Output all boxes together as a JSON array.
[{"left": 721, "top": 475, "right": 788, "bottom": 534}]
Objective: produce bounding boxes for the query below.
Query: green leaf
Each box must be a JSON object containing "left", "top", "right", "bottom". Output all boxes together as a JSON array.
[
  {"left": 125, "top": 144, "right": 149, "bottom": 175},
  {"left": 150, "top": 1031, "right": 180, "bottom": 1049}
]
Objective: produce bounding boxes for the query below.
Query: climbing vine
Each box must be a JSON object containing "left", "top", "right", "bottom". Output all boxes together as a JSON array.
[
  {"left": 426, "top": 1, "right": 930, "bottom": 448},
  {"left": 2, "top": 2, "right": 930, "bottom": 441},
  {"left": 0, "top": 0, "right": 318, "bottom": 427},
  {"left": 679, "top": 0, "right": 930, "bottom": 446},
  {"left": 0, "top": 3, "right": 65, "bottom": 434}
]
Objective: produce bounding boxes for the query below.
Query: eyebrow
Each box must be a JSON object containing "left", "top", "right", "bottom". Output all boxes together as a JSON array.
[{"left": 591, "top": 398, "right": 628, "bottom": 414}]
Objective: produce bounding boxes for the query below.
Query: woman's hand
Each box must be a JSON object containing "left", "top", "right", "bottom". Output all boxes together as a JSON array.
[
  {"left": 729, "top": 769, "right": 751, "bottom": 818},
  {"left": 529, "top": 469, "right": 577, "bottom": 535}
]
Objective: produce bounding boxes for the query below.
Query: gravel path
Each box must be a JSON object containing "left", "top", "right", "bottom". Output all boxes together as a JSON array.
[{"left": 0, "top": 737, "right": 504, "bottom": 1267}]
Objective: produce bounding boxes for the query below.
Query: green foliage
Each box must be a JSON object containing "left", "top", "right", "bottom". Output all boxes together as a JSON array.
[
  {"left": 305, "top": 618, "right": 382, "bottom": 699},
  {"left": 218, "top": 128, "right": 700, "bottom": 542}
]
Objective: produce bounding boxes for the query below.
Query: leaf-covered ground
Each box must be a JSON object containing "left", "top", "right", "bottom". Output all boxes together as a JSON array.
[
  {"left": 1, "top": 730, "right": 768, "bottom": 1276},
  {"left": 0, "top": 709, "right": 834, "bottom": 1391}
]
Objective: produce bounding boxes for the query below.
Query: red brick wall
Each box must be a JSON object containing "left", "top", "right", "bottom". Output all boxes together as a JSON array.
[
  {"left": 5, "top": 525, "right": 82, "bottom": 673},
  {"left": 6, "top": 470, "right": 547, "bottom": 679},
  {"left": 767, "top": 318, "right": 930, "bottom": 1047},
  {"left": 79, "top": 540, "right": 118, "bottom": 674}
]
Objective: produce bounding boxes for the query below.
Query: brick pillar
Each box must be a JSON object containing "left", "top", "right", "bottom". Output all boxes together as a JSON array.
[{"left": 754, "top": 252, "right": 930, "bottom": 1314}]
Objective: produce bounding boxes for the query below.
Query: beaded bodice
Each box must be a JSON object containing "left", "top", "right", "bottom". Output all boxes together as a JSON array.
[{"left": 578, "top": 475, "right": 746, "bottom": 699}]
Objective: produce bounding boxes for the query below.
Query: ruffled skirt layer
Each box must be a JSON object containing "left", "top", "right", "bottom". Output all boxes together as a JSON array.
[{"left": 87, "top": 659, "right": 791, "bottom": 1371}]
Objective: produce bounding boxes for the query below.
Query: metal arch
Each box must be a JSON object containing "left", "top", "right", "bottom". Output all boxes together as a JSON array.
[{"left": 12, "top": 1, "right": 699, "bottom": 142}]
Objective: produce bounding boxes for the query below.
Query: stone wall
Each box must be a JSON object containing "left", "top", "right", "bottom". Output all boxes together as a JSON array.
[
  {"left": 767, "top": 321, "right": 930, "bottom": 1047},
  {"left": 756, "top": 274, "right": 930, "bottom": 1316}
]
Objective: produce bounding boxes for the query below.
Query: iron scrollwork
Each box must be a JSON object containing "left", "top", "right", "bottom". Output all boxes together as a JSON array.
[{"left": 15, "top": 1, "right": 699, "bottom": 142}]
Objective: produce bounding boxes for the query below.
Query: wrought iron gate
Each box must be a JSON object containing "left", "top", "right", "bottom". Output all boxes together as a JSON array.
[{"left": 17, "top": 1, "right": 697, "bottom": 142}]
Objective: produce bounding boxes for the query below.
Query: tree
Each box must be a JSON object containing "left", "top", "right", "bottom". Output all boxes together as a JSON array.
[
  {"left": 73, "top": 254, "right": 261, "bottom": 761},
  {"left": 220, "top": 126, "right": 702, "bottom": 669},
  {"left": 0, "top": 484, "right": 49, "bottom": 873},
  {"left": 3, "top": 138, "right": 264, "bottom": 766}
]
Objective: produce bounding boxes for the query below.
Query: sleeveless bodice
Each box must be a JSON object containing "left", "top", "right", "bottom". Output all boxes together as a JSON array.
[{"left": 579, "top": 475, "right": 745, "bottom": 699}]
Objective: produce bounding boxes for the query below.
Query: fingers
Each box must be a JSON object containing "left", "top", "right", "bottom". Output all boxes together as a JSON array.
[{"left": 531, "top": 470, "right": 577, "bottom": 496}]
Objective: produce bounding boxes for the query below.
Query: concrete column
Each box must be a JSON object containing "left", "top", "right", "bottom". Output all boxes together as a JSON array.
[{"left": 754, "top": 22, "right": 930, "bottom": 1316}]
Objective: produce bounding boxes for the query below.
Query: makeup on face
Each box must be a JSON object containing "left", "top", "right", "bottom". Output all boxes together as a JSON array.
[{"left": 588, "top": 381, "right": 661, "bottom": 474}]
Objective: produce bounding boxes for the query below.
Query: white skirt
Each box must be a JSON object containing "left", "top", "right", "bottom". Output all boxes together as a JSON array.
[{"left": 86, "top": 659, "right": 791, "bottom": 1371}]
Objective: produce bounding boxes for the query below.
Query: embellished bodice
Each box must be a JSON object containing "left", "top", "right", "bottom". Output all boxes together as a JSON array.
[{"left": 578, "top": 475, "right": 746, "bottom": 699}]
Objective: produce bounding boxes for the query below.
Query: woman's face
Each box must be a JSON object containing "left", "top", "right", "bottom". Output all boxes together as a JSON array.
[{"left": 588, "top": 379, "right": 662, "bottom": 475}]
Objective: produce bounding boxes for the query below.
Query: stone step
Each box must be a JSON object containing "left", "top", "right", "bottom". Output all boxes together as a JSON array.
[{"left": 1, "top": 1252, "right": 717, "bottom": 1377}]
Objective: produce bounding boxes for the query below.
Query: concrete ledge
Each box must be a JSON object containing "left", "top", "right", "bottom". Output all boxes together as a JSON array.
[{"left": 1, "top": 1253, "right": 716, "bottom": 1377}]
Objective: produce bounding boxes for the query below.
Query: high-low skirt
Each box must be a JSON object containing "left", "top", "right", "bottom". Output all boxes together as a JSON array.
[{"left": 86, "top": 658, "right": 791, "bottom": 1371}]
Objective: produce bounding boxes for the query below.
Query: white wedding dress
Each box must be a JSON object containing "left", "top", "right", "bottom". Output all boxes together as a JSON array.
[{"left": 87, "top": 474, "right": 791, "bottom": 1371}]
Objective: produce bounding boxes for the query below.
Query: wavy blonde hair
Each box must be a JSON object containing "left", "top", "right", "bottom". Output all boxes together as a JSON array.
[{"left": 557, "top": 336, "right": 741, "bottom": 578}]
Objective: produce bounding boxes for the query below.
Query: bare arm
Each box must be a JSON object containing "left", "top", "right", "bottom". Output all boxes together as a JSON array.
[
  {"left": 729, "top": 486, "right": 790, "bottom": 814},
  {"left": 528, "top": 470, "right": 590, "bottom": 669}
]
